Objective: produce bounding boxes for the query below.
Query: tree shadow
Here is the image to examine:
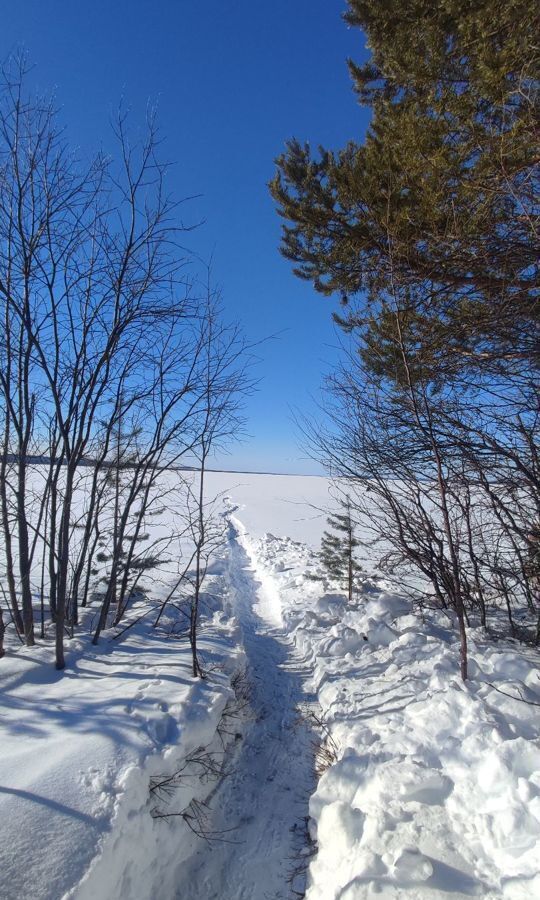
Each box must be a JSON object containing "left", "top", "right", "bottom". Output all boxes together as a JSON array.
[{"left": 0, "top": 786, "right": 100, "bottom": 827}]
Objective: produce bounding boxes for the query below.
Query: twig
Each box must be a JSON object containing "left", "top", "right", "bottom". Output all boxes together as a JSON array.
[{"left": 486, "top": 681, "right": 540, "bottom": 707}]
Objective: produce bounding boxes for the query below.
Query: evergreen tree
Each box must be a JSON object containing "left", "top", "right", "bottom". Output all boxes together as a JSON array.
[
  {"left": 318, "top": 499, "right": 362, "bottom": 603},
  {"left": 270, "top": 0, "right": 538, "bottom": 379},
  {"left": 270, "top": 1, "right": 539, "bottom": 674}
]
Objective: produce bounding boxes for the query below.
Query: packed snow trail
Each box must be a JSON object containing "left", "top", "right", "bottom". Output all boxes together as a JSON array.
[{"left": 178, "top": 517, "right": 316, "bottom": 900}]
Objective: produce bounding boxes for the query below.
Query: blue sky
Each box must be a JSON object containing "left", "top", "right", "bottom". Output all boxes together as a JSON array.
[{"left": 2, "top": 0, "right": 370, "bottom": 474}]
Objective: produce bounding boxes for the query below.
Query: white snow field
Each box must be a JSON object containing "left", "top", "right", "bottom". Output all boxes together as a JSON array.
[{"left": 1, "top": 471, "right": 539, "bottom": 900}]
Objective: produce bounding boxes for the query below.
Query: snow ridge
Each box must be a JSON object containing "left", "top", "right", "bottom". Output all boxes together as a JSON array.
[
  {"left": 0, "top": 548, "right": 245, "bottom": 900},
  {"left": 243, "top": 527, "right": 540, "bottom": 900}
]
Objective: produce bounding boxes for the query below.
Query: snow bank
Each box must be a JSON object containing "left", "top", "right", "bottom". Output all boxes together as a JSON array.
[
  {"left": 0, "top": 557, "right": 245, "bottom": 900},
  {"left": 238, "top": 523, "right": 540, "bottom": 900}
]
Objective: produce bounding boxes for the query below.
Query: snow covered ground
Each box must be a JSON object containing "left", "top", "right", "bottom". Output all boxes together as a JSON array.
[
  {"left": 0, "top": 540, "right": 245, "bottom": 900},
  {"left": 1, "top": 470, "right": 539, "bottom": 900},
  {"left": 177, "top": 514, "right": 317, "bottom": 899},
  {"left": 234, "top": 488, "right": 540, "bottom": 900}
]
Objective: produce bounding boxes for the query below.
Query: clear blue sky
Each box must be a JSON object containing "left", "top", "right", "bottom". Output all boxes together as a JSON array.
[{"left": 2, "top": 0, "right": 370, "bottom": 474}]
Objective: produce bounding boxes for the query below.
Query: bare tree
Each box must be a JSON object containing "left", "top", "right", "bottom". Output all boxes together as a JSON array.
[
  {"left": 186, "top": 282, "right": 254, "bottom": 677},
  {"left": 0, "top": 55, "right": 203, "bottom": 668}
]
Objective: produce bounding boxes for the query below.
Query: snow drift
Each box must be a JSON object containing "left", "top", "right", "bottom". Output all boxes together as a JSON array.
[
  {"left": 240, "top": 519, "right": 540, "bottom": 900},
  {"left": 0, "top": 542, "right": 245, "bottom": 900}
]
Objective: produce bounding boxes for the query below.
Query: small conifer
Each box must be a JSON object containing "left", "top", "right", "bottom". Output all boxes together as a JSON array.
[{"left": 319, "top": 498, "right": 362, "bottom": 603}]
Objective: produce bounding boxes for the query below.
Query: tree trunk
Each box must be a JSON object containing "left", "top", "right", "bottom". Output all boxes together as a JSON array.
[
  {"left": 0, "top": 474, "right": 24, "bottom": 635},
  {"left": 55, "top": 463, "right": 76, "bottom": 669},
  {"left": 347, "top": 520, "right": 353, "bottom": 605},
  {"left": 17, "top": 458, "right": 35, "bottom": 646},
  {"left": 190, "top": 451, "right": 206, "bottom": 679}
]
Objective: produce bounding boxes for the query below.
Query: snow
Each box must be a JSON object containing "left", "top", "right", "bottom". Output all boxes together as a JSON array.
[
  {"left": 238, "top": 521, "right": 540, "bottom": 900},
  {"left": 204, "top": 470, "right": 335, "bottom": 547},
  {"left": 178, "top": 516, "right": 315, "bottom": 899},
  {"left": 1, "top": 470, "right": 539, "bottom": 900},
  {"left": 0, "top": 504, "right": 245, "bottom": 900}
]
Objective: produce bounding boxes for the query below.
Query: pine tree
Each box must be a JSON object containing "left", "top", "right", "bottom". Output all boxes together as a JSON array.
[
  {"left": 318, "top": 499, "right": 362, "bottom": 604},
  {"left": 270, "top": 0, "right": 538, "bottom": 379},
  {"left": 269, "top": 0, "right": 539, "bottom": 677}
]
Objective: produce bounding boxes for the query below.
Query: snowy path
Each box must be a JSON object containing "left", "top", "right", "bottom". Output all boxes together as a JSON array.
[{"left": 178, "top": 518, "right": 316, "bottom": 900}]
